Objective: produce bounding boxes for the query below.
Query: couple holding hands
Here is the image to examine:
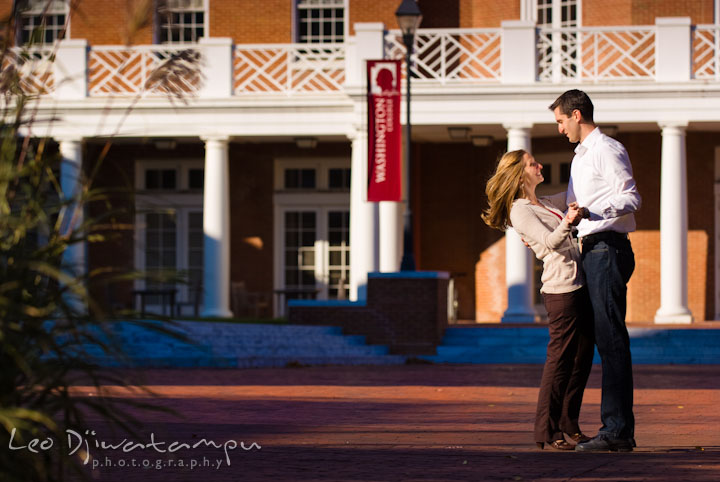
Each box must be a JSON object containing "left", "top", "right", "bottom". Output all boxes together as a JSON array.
[{"left": 483, "top": 90, "right": 642, "bottom": 452}]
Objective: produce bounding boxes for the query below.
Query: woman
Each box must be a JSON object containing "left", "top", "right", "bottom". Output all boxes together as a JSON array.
[{"left": 482, "top": 149, "right": 595, "bottom": 451}]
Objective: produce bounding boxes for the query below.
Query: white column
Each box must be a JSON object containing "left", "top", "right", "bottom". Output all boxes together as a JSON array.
[
  {"left": 349, "top": 128, "right": 379, "bottom": 300},
  {"left": 379, "top": 201, "right": 403, "bottom": 272},
  {"left": 59, "top": 139, "right": 85, "bottom": 272},
  {"left": 655, "top": 17, "right": 692, "bottom": 82},
  {"left": 59, "top": 138, "right": 86, "bottom": 311},
  {"left": 201, "top": 136, "right": 232, "bottom": 317},
  {"left": 502, "top": 124, "right": 535, "bottom": 323},
  {"left": 345, "top": 22, "right": 385, "bottom": 297},
  {"left": 655, "top": 123, "right": 693, "bottom": 323},
  {"left": 198, "top": 37, "right": 233, "bottom": 98}
]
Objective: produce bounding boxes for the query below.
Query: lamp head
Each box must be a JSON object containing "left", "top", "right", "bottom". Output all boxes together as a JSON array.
[{"left": 395, "top": 0, "right": 422, "bottom": 37}]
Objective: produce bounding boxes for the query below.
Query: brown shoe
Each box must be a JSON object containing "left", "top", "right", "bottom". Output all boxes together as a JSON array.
[
  {"left": 567, "top": 432, "right": 591, "bottom": 444},
  {"left": 549, "top": 439, "right": 575, "bottom": 451}
]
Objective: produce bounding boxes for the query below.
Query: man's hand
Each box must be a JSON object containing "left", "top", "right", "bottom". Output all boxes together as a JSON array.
[{"left": 566, "top": 203, "right": 583, "bottom": 226}]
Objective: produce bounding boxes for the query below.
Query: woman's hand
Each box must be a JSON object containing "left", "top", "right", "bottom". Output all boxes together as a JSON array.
[{"left": 566, "top": 203, "right": 583, "bottom": 226}]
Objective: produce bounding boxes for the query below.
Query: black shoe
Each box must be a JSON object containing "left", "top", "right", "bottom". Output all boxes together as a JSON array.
[{"left": 575, "top": 434, "right": 635, "bottom": 452}]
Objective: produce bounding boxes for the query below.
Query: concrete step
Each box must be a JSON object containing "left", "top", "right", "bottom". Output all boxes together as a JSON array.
[
  {"left": 425, "top": 325, "right": 720, "bottom": 364},
  {"left": 90, "top": 355, "right": 407, "bottom": 368},
  {"left": 76, "top": 320, "right": 404, "bottom": 368}
]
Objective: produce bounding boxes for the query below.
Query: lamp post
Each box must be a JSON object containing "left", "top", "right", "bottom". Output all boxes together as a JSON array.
[{"left": 395, "top": 0, "right": 422, "bottom": 271}]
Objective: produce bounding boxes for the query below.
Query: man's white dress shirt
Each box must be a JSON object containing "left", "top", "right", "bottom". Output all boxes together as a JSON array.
[{"left": 567, "top": 128, "right": 642, "bottom": 238}]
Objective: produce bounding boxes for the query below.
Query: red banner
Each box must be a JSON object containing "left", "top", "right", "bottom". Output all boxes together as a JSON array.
[{"left": 367, "top": 60, "right": 402, "bottom": 202}]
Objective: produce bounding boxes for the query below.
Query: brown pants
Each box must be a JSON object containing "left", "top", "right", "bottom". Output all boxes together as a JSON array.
[{"left": 534, "top": 287, "right": 595, "bottom": 443}]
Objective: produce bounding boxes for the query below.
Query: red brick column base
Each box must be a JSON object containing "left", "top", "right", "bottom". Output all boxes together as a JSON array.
[{"left": 288, "top": 272, "right": 450, "bottom": 355}]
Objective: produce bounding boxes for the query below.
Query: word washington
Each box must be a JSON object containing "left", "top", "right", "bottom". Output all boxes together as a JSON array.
[{"left": 8, "top": 428, "right": 261, "bottom": 466}]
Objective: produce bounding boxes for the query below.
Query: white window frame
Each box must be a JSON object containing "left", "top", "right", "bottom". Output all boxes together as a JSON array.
[
  {"left": 532, "top": 0, "right": 582, "bottom": 28},
  {"left": 294, "top": 0, "right": 348, "bottom": 44},
  {"left": 534, "top": 151, "right": 573, "bottom": 194},
  {"left": 134, "top": 159, "right": 204, "bottom": 315},
  {"left": 17, "top": 0, "right": 70, "bottom": 46},
  {"left": 156, "top": 0, "right": 209, "bottom": 45},
  {"left": 273, "top": 157, "right": 351, "bottom": 316}
]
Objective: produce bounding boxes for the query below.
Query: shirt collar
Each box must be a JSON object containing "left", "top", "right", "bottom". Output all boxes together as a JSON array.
[{"left": 574, "top": 127, "right": 601, "bottom": 157}]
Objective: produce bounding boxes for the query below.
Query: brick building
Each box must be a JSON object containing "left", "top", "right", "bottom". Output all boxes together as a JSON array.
[{"left": 5, "top": 0, "right": 720, "bottom": 323}]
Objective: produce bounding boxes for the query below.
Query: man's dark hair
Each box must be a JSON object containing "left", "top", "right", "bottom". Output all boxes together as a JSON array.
[{"left": 549, "top": 89, "right": 594, "bottom": 123}]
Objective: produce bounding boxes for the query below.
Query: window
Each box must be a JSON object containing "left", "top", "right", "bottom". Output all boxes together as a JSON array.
[
  {"left": 17, "top": 0, "right": 68, "bottom": 45},
  {"left": 273, "top": 158, "right": 351, "bottom": 315},
  {"left": 135, "top": 159, "right": 204, "bottom": 315},
  {"left": 144, "top": 212, "right": 178, "bottom": 304},
  {"left": 326, "top": 210, "right": 350, "bottom": 299},
  {"left": 284, "top": 168, "right": 317, "bottom": 189},
  {"left": 535, "top": 152, "right": 571, "bottom": 190},
  {"left": 537, "top": 0, "right": 580, "bottom": 80},
  {"left": 145, "top": 168, "right": 177, "bottom": 190},
  {"left": 328, "top": 168, "right": 351, "bottom": 190},
  {"left": 158, "top": 0, "right": 206, "bottom": 44},
  {"left": 536, "top": 0, "right": 578, "bottom": 28},
  {"left": 296, "top": 0, "right": 345, "bottom": 43},
  {"left": 137, "top": 161, "right": 203, "bottom": 191},
  {"left": 284, "top": 212, "right": 317, "bottom": 291}
]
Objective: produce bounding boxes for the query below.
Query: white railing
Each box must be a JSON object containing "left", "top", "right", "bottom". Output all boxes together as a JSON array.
[
  {"left": 538, "top": 26, "right": 656, "bottom": 82},
  {"left": 694, "top": 25, "right": 720, "bottom": 80},
  {"left": 3, "top": 47, "right": 55, "bottom": 95},
  {"left": 88, "top": 45, "right": 202, "bottom": 97},
  {"left": 7, "top": 25, "right": 720, "bottom": 99},
  {"left": 233, "top": 44, "right": 345, "bottom": 95},
  {"left": 384, "top": 28, "right": 501, "bottom": 83}
]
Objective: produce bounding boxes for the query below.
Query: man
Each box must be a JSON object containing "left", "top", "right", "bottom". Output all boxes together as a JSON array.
[{"left": 550, "top": 89, "right": 641, "bottom": 452}]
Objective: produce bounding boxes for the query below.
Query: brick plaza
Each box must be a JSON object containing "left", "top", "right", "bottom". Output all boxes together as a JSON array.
[{"left": 70, "top": 364, "right": 720, "bottom": 481}]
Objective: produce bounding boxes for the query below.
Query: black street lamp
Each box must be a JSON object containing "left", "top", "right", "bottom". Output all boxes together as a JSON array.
[{"left": 395, "top": 0, "right": 422, "bottom": 271}]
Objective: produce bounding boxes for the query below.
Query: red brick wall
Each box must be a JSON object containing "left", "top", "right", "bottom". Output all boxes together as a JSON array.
[
  {"left": 290, "top": 275, "right": 449, "bottom": 354},
  {"left": 630, "top": 0, "right": 713, "bottom": 25},
  {"left": 71, "top": 0, "right": 152, "bottom": 45},
  {"left": 212, "top": 0, "right": 291, "bottom": 43},
  {"left": 460, "top": 0, "right": 520, "bottom": 28},
  {"left": 416, "top": 141, "right": 507, "bottom": 321},
  {"left": 584, "top": 0, "right": 714, "bottom": 26},
  {"left": 349, "top": 0, "right": 398, "bottom": 34},
  {"left": 9, "top": 0, "right": 714, "bottom": 46}
]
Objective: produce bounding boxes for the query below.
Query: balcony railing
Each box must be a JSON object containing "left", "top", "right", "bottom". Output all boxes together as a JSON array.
[
  {"left": 384, "top": 28, "right": 502, "bottom": 84},
  {"left": 89, "top": 45, "right": 202, "bottom": 97},
  {"left": 694, "top": 25, "right": 720, "bottom": 80},
  {"left": 1, "top": 47, "right": 55, "bottom": 95},
  {"left": 537, "top": 26, "right": 656, "bottom": 82},
  {"left": 6, "top": 22, "right": 720, "bottom": 99},
  {"left": 233, "top": 44, "right": 345, "bottom": 95}
]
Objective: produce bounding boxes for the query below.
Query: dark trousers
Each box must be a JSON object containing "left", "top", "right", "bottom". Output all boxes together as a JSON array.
[
  {"left": 581, "top": 233, "right": 636, "bottom": 439},
  {"left": 535, "top": 287, "right": 595, "bottom": 443}
]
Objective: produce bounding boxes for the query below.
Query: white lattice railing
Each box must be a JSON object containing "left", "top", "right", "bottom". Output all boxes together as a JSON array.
[
  {"left": 2, "top": 47, "right": 55, "bottom": 95},
  {"left": 88, "top": 45, "right": 202, "bottom": 97},
  {"left": 538, "top": 26, "right": 656, "bottom": 82},
  {"left": 234, "top": 44, "right": 345, "bottom": 95},
  {"left": 384, "top": 28, "right": 501, "bottom": 83},
  {"left": 694, "top": 25, "right": 720, "bottom": 80}
]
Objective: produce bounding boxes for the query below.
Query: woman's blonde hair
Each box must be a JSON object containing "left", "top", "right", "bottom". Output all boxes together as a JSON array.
[{"left": 481, "top": 149, "right": 527, "bottom": 230}]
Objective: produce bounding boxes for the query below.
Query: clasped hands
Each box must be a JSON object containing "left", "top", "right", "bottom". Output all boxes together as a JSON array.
[{"left": 566, "top": 202, "right": 590, "bottom": 226}]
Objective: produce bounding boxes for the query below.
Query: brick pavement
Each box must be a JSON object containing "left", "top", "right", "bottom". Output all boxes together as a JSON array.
[{"left": 64, "top": 364, "right": 720, "bottom": 481}]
